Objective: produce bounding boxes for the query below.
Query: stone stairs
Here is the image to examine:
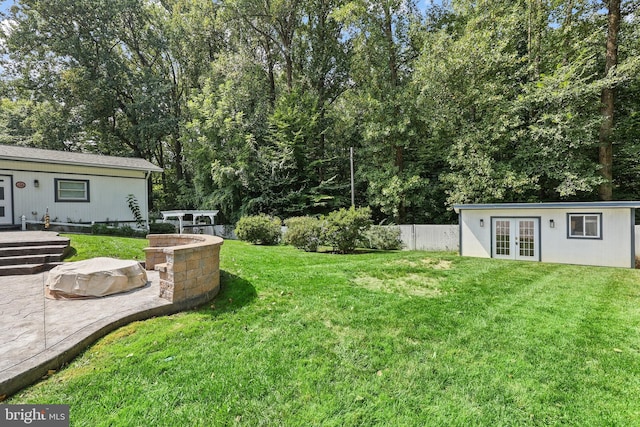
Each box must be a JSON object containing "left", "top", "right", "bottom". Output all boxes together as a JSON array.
[{"left": 0, "top": 232, "right": 71, "bottom": 276}]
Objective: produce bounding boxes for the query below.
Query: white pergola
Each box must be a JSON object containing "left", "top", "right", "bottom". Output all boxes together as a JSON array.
[{"left": 161, "top": 210, "right": 219, "bottom": 234}]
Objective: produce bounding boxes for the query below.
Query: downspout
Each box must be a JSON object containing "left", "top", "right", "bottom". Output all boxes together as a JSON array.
[
  {"left": 145, "top": 170, "right": 151, "bottom": 231},
  {"left": 458, "top": 210, "right": 463, "bottom": 256},
  {"left": 631, "top": 208, "right": 636, "bottom": 268}
]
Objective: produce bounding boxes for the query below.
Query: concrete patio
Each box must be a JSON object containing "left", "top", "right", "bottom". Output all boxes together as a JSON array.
[
  {"left": 0, "top": 230, "right": 223, "bottom": 398},
  {"left": 0, "top": 269, "right": 178, "bottom": 397}
]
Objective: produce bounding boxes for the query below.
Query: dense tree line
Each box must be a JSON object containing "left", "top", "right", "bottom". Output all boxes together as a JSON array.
[{"left": 1, "top": 0, "right": 638, "bottom": 224}]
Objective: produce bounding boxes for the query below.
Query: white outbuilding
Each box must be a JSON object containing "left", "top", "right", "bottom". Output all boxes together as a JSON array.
[
  {"left": 0, "top": 144, "right": 162, "bottom": 229},
  {"left": 453, "top": 201, "right": 640, "bottom": 268}
]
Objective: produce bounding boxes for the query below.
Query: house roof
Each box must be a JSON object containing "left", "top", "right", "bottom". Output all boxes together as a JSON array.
[
  {"left": 453, "top": 201, "right": 640, "bottom": 213},
  {"left": 0, "top": 144, "right": 163, "bottom": 172}
]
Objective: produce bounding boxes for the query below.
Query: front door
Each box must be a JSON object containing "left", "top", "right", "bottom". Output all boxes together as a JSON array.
[
  {"left": 492, "top": 217, "right": 539, "bottom": 261},
  {"left": 0, "top": 175, "right": 13, "bottom": 225}
]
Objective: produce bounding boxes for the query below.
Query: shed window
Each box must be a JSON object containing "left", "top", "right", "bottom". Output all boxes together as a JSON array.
[
  {"left": 55, "top": 179, "right": 90, "bottom": 202},
  {"left": 568, "top": 213, "right": 601, "bottom": 239}
]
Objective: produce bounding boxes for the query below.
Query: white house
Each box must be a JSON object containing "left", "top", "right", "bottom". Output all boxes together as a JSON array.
[
  {"left": 453, "top": 201, "right": 640, "bottom": 268},
  {"left": 0, "top": 145, "right": 163, "bottom": 228}
]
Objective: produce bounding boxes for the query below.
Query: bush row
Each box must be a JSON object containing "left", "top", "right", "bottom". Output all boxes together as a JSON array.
[
  {"left": 235, "top": 207, "right": 403, "bottom": 253},
  {"left": 90, "top": 221, "right": 176, "bottom": 237}
]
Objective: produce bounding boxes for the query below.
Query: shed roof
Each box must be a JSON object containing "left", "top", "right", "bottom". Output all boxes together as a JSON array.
[
  {"left": 0, "top": 144, "right": 163, "bottom": 172},
  {"left": 453, "top": 201, "right": 640, "bottom": 213}
]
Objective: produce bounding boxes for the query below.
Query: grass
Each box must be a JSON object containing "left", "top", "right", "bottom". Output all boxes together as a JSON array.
[
  {"left": 61, "top": 233, "right": 148, "bottom": 261},
  {"left": 6, "top": 236, "right": 640, "bottom": 426}
]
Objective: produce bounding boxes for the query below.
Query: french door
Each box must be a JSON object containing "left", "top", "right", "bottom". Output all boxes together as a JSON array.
[
  {"left": 0, "top": 175, "right": 13, "bottom": 225},
  {"left": 492, "top": 217, "right": 539, "bottom": 261}
]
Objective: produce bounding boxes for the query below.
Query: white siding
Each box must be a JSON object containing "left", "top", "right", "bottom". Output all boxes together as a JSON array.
[
  {"left": 459, "top": 210, "right": 492, "bottom": 258},
  {"left": 2, "top": 169, "right": 149, "bottom": 225},
  {"left": 540, "top": 208, "right": 632, "bottom": 268}
]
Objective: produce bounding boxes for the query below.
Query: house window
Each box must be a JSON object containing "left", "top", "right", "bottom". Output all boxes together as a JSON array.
[
  {"left": 55, "top": 179, "right": 90, "bottom": 202},
  {"left": 568, "top": 213, "right": 601, "bottom": 239}
]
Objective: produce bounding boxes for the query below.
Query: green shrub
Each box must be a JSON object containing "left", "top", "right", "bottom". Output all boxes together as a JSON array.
[
  {"left": 118, "top": 225, "right": 138, "bottom": 237},
  {"left": 91, "top": 223, "right": 110, "bottom": 235},
  {"left": 360, "top": 225, "right": 404, "bottom": 250},
  {"left": 91, "top": 223, "right": 146, "bottom": 238},
  {"left": 284, "top": 216, "right": 322, "bottom": 252},
  {"left": 149, "top": 222, "right": 177, "bottom": 234},
  {"left": 235, "top": 214, "right": 282, "bottom": 245},
  {"left": 322, "top": 207, "right": 372, "bottom": 254}
]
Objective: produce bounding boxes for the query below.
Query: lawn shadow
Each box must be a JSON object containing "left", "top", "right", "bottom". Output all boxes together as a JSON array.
[
  {"left": 63, "top": 246, "right": 78, "bottom": 260},
  {"left": 198, "top": 270, "right": 257, "bottom": 315},
  {"left": 317, "top": 247, "right": 400, "bottom": 255}
]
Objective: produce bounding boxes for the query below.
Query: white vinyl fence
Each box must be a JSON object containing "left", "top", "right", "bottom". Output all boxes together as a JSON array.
[
  {"left": 397, "top": 225, "right": 459, "bottom": 251},
  {"left": 208, "top": 224, "right": 459, "bottom": 251}
]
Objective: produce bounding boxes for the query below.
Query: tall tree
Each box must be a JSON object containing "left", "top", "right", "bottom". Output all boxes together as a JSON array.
[
  {"left": 1, "top": 0, "right": 223, "bottom": 209},
  {"left": 598, "top": 0, "right": 621, "bottom": 200},
  {"left": 5, "top": 0, "right": 161, "bottom": 158},
  {"left": 335, "top": 0, "right": 426, "bottom": 223},
  {"left": 225, "top": 0, "right": 303, "bottom": 92},
  {"left": 185, "top": 0, "right": 353, "bottom": 220},
  {"left": 415, "top": 0, "right": 607, "bottom": 207},
  {"left": 604, "top": 0, "right": 640, "bottom": 199},
  {"left": 2, "top": 0, "right": 639, "bottom": 224}
]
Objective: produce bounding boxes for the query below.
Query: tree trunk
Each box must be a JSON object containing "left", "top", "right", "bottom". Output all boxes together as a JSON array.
[
  {"left": 383, "top": 6, "right": 399, "bottom": 90},
  {"left": 382, "top": 9, "right": 402, "bottom": 170},
  {"left": 598, "top": 0, "right": 620, "bottom": 201},
  {"left": 173, "top": 136, "right": 184, "bottom": 182},
  {"left": 382, "top": 3, "right": 406, "bottom": 224},
  {"left": 562, "top": 0, "right": 574, "bottom": 65},
  {"left": 264, "top": 39, "right": 277, "bottom": 107},
  {"left": 383, "top": 4, "right": 405, "bottom": 222}
]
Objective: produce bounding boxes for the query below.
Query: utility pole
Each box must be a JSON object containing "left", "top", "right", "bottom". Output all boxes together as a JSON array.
[{"left": 350, "top": 147, "right": 355, "bottom": 207}]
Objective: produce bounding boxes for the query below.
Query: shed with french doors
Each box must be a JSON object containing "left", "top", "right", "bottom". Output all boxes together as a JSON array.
[{"left": 453, "top": 201, "right": 640, "bottom": 268}]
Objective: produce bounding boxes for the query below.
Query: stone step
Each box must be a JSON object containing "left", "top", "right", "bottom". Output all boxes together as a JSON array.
[
  {"left": 0, "top": 244, "right": 70, "bottom": 258},
  {"left": 0, "top": 232, "right": 71, "bottom": 275},
  {"left": 0, "top": 253, "right": 66, "bottom": 267},
  {"left": 0, "top": 238, "right": 70, "bottom": 249},
  {"left": 0, "top": 262, "right": 63, "bottom": 276}
]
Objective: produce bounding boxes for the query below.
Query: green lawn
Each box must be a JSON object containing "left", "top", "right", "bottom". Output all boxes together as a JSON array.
[
  {"left": 7, "top": 237, "right": 640, "bottom": 426},
  {"left": 61, "top": 233, "right": 148, "bottom": 261}
]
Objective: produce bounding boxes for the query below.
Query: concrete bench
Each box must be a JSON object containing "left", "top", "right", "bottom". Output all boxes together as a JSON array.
[{"left": 144, "top": 234, "right": 224, "bottom": 306}]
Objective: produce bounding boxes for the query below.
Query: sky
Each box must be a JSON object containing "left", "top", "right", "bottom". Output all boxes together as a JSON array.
[
  {"left": 0, "top": 1, "right": 11, "bottom": 16},
  {"left": 0, "top": 0, "right": 441, "bottom": 17}
]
